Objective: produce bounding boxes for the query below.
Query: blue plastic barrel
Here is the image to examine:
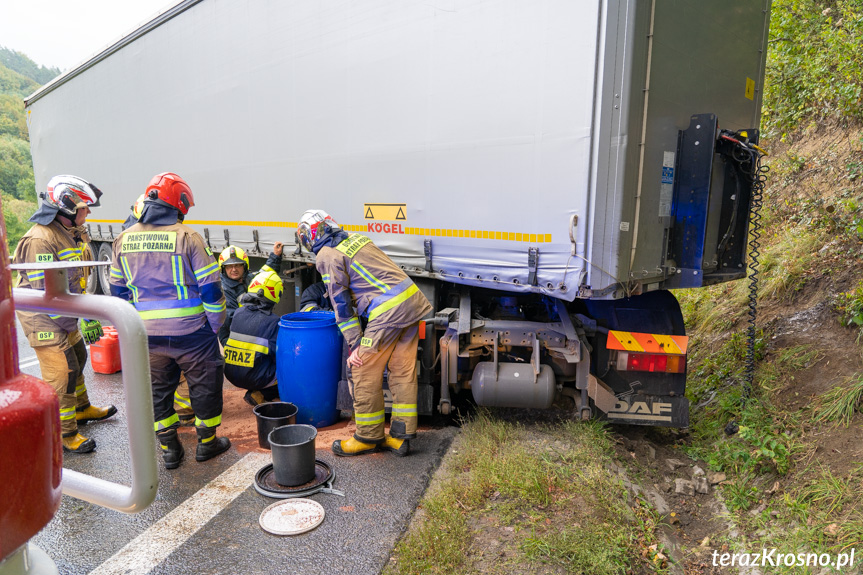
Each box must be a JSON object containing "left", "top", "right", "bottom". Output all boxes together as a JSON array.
[{"left": 276, "top": 311, "right": 343, "bottom": 427}]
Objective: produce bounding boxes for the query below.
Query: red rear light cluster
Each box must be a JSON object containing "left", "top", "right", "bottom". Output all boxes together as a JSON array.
[{"left": 615, "top": 351, "right": 685, "bottom": 373}]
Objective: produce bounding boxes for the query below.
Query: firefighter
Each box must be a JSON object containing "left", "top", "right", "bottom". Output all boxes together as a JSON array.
[
  {"left": 217, "top": 243, "right": 283, "bottom": 346},
  {"left": 109, "top": 172, "right": 229, "bottom": 470},
  {"left": 223, "top": 270, "right": 284, "bottom": 406},
  {"left": 297, "top": 209, "right": 432, "bottom": 457},
  {"left": 124, "top": 194, "right": 195, "bottom": 426},
  {"left": 299, "top": 281, "right": 332, "bottom": 312},
  {"left": 13, "top": 175, "right": 117, "bottom": 454}
]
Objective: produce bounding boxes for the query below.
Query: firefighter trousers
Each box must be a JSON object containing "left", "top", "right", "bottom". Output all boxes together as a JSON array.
[
  {"left": 33, "top": 330, "right": 91, "bottom": 437},
  {"left": 350, "top": 323, "right": 419, "bottom": 443},
  {"left": 149, "top": 324, "right": 224, "bottom": 433}
]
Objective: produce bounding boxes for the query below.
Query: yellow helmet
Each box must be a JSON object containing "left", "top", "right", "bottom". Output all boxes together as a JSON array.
[
  {"left": 248, "top": 270, "right": 283, "bottom": 304},
  {"left": 131, "top": 193, "right": 147, "bottom": 220},
  {"left": 218, "top": 245, "right": 250, "bottom": 273}
]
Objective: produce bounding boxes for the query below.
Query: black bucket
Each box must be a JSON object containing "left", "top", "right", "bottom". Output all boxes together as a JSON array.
[
  {"left": 253, "top": 402, "right": 298, "bottom": 449},
  {"left": 268, "top": 424, "right": 318, "bottom": 487}
]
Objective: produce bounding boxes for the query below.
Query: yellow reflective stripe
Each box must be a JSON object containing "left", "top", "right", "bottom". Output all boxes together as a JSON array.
[
  {"left": 154, "top": 413, "right": 180, "bottom": 431},
  {"left": 59, "top": 407, "right": 76, "bottom": 420},
  {"left": 174, "top": 392, "right": 192, "bottom": 409},
  {"left": 225, "top": 338, "right": 268, "bottom": 355},
  {"left": 203, "top": 301, "right": 226, "bottom": 313},
  {"left": 355, "top": 410, "right": 385, "bottom": 424},
  {"left": 200, "top": 434, "right": 215, "bottom": 443},
  {"left": 172, "top": 256, "right": 188, "bottom": 300},
  {"left": 195, "top": 414, "right": 222, "bottom": 428},
  {"left": 138, "top": 305, "right": 204, "bottom": 320},
  {"left": 194, "top": 261, "right": 219, "bottom": 280},
  {"left": 301, "top": 305, "right": 317, "bottom": 312},
  {"left": 120, "top": 257, "right": 139, "bottom": 302},
  {"left": 26, "top": 271, "right": 45, "bottom": 281},
  {"left": 350, "top": 261, "right": 388, "bottom": 292},
  {"left": 321, "top": 274, "right": 331, "bottom": 284},
  {"left": 110, "top": 266, "right": 124, "bottom": 279},
  {"left": 338, "top": 317, "right": 360, "bottom": 333},
  {"left": 368, "top": 284, "right": 419, "bottom": 321},
  {"left": 391, "top": 403, "right": 417, "bottom": 416},
  {"left": 75, "top": 383, "right": 87, "bottom": 396}
]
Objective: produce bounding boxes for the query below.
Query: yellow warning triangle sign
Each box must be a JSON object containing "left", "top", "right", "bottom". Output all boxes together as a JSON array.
[
  {"left": 395, "top": 207, "right": 406, "bottom": 220},
  {"left": 365, "top": 206, "right": 374, "bottom": 219}
]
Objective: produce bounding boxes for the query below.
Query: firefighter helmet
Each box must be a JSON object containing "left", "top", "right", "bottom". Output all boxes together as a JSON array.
[
  {"left": 218, "top": 246, "right": 250, "bottom": 273},
  {"left": 131, "top": 194, "right": 147, "bottom": 220},
  {"left": 297, "top": 209, "right": 340, "bottom": 252},
  {"left": 248, "top": 270, "right": 283, "bottom": 304},
  {"left": 42, "top": 175, "right": 103, "bottom": 217},
  {"left": 145, "top": 172, "right": 195, "bottom": 215}
]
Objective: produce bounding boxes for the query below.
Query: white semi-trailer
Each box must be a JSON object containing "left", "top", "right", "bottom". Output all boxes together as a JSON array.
[{"left": 25, "top": 0, "right": 772, "bottom": 426}]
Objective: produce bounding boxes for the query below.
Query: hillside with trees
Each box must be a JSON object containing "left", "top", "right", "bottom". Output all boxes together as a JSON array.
[{"left": 0, "top": 47, "right": 59, "bottom": 253}]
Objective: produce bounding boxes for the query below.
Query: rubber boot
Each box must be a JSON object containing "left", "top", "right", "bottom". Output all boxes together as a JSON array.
[
  {"left": 379, "top": 434, "right": 410, "bottom": 457},
  {"left": 196, "top": 428, "right": 231, "bottom": 462},
  {"left": 76, "top": 404, "right": 118, "bottom": 425},
  {"left": 332, "top": 437, "right": 379, "bottom": 457},
  {"left": 389, "top": 420, "right": 416, "bottom": 440},
  {"left": 62, "top": 432, "right": 96, "bottom": 454},
  {"left": 157, "top": 429, "right": 184, "bottom": 470}
]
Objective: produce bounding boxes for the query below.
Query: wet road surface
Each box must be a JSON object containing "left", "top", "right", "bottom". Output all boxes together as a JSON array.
[{"left": 15, "top": 321, "right": 457, "bottom": 575}]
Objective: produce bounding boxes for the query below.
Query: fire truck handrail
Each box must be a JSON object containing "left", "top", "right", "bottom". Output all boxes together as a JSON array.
[{"left": 12, "top": 262, "right": 157, "bottom": 513}]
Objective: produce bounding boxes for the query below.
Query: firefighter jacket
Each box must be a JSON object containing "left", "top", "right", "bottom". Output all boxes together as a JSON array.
[
  {"left": 218, "top": 251, "right": 282, "bottom": 345},
  {"left": 13, "top": 220, "right": 91, "bottom": 347},
  {"left": 300, "top": 282, "right": 332, "bottom": 312},
  {"left": 223, "top": 293, "right": 280, "bottom": 391},
  {"left": 315, "top": 233, "right": 432, "bottom": 351},
  {"left": 109, "top": 221, "right": 226, "bottom": 336}
]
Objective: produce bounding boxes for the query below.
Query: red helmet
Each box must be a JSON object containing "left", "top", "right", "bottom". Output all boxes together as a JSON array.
[{"left": 145, "top": 172, "right": 195, "bottom": 215}]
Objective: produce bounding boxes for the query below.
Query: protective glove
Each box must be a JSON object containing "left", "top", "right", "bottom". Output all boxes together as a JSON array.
[{"left": 80, "top": 319, "right": 104, "bottom": 344}]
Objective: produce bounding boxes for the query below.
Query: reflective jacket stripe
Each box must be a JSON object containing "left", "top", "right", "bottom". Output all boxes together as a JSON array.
[
  {"left": 321, "top": 273, "right": 331, "bottom": 284},
  {"left": 194, "top": 261, "right": 219, "bottom": 281},
  {"left": 172, "top": 256, "right": 188, "bottom": 300},
  {"left": 109, "top": 266, "right": 124, "bottom": 279},
  {"left": 138, "top": 305, "right": 205, "bottom": 320},
  {"left": 203, "top": 301, "right": 226, "bottom": 313},
  {"left": 225, "top": 337, "right": 268, "bottom": 355},
  {"left": 350, "top": 261, "right": 389, "bottom": 292},
  {"left": 26, "top": 271, "right": 45, "bottom": 281},
  {"left": 365, "top": 279, "right": 416, "bottom": 320},
  {"left": 338, "top": 317, "right": 360, "bottom": 333},
  {"left": 120, "top": 256, "right": 139, "bottom": 302},
  {"left": 134, "top": 298, "right": 202, "bottom": 311}
]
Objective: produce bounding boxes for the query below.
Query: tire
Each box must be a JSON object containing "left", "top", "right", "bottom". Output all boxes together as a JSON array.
[
  {"left": 97, "top": 242, "right": 114, "bottom": 296},
  {"left": 84, "top": 244, "right": 102, "bottom": 294}
]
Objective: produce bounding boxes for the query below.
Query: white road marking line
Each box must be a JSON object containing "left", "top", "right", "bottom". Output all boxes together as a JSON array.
[
  {"left": 89, "top": 451, "right": 271, "bottom": 575},
  {"left": 18, "top": 357, "right": 40, "bottom": 369}
]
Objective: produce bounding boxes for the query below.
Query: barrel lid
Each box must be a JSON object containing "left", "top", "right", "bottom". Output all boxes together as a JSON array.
[
  {"left": 279, "top": 310, "right": 336, "bottom": 328},
  {"left": 259, "top": 498, "right": 325, "bottom": 535}
]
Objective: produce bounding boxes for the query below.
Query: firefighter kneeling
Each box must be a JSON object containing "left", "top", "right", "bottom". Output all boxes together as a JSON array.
[
  {"left": 110, "top": 172, "right": 230, "bottom": 470},
  {"left": 223, "top": 270, "right": 283, "bottom": 406}
]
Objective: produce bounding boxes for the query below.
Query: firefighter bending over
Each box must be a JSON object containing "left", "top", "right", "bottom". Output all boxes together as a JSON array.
[
  {"left": 110, "top": 173, "right": 229, "bottom": 470},
  {"left": 297, "top": 209, "right": 431, "bottom": 457},
  {"left": 13, "top": 175, "right": 117, "bottom": 453},
  {"left": 224, "top": 270, "right": 284, "bottom": 406}
]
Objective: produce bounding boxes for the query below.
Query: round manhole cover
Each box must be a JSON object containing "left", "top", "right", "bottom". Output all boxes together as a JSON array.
[{"left": 255, "top": 460, "right": 335, "bottom": 498}]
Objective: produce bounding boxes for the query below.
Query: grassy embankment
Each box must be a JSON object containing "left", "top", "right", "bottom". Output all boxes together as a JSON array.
[{"left": 678, "top": 0, "right": 863, "bottom": 565}]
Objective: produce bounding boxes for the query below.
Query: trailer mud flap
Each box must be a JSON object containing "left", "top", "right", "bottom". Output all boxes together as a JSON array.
[{"left": 603, "top": 394, "right": 689, "bottom": 428}]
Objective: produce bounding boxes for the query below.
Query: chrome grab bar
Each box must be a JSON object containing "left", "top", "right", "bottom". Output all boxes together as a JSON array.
[{"left": 11, "top": 261, "right": 157, "bottom": 513}]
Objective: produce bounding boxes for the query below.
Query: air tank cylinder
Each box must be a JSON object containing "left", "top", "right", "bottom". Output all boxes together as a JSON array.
[{"left": 470, "top": 362, "right": 556, "bottom": 409}]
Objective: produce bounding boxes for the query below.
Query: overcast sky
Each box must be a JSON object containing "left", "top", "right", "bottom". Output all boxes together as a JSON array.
[{"left": 0, "top": 0, "right": 178, "bottom": 71}]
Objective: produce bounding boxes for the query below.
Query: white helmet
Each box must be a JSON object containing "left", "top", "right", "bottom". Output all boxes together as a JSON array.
[
  {"left": 297, "top": 209, "right": 340, "bottom": 251},
  {"left": 42, "top": 175, "right": 102, "bottom": 217}
]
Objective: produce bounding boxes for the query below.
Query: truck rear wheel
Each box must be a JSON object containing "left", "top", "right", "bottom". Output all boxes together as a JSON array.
[
  {"left": 97, "top": 243, "right": 114, "bottom": 295},
  {"left": 84, "top": 245, "right": 101, "bottom": 294}
]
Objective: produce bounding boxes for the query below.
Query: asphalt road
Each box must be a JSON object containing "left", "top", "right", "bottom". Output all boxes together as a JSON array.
[{"left": 14, "top": 321, "right": 457, "bottom": 575}]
